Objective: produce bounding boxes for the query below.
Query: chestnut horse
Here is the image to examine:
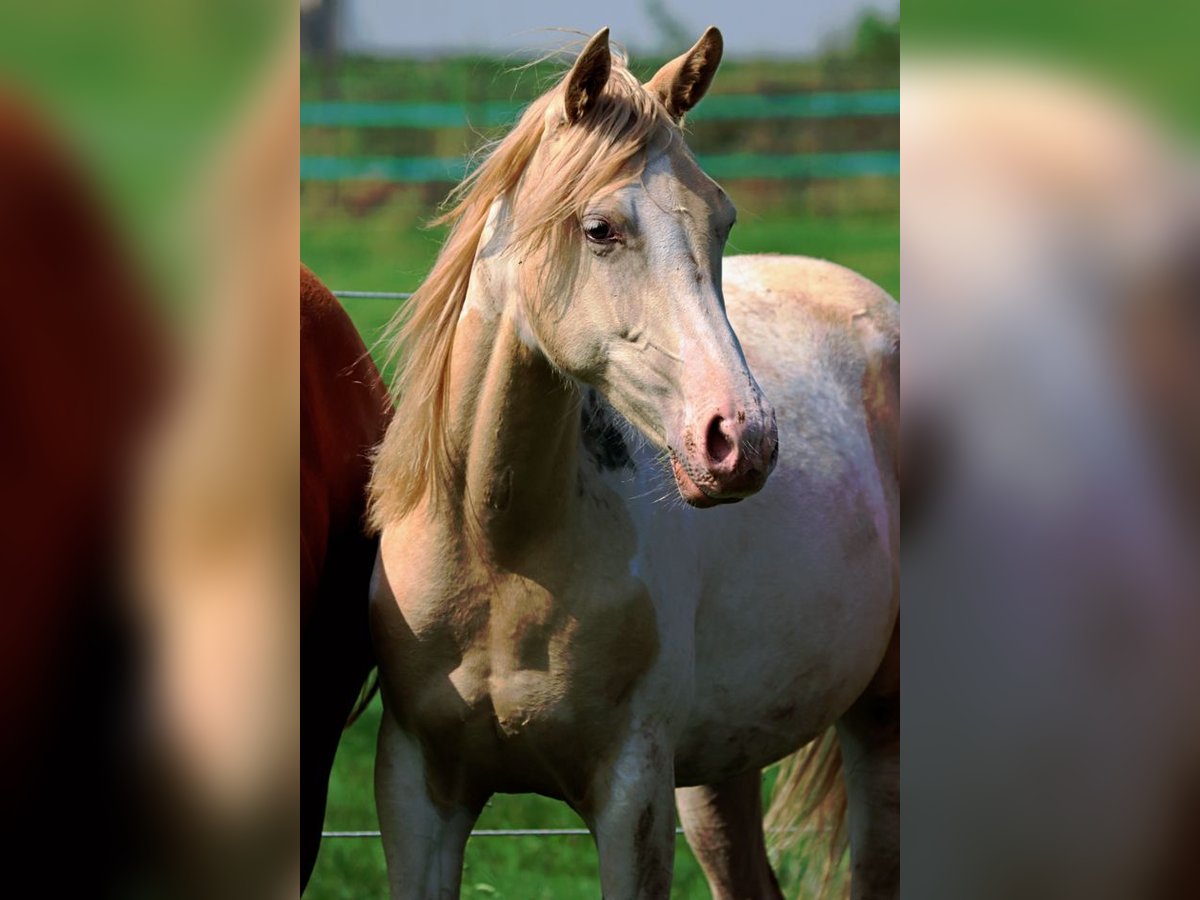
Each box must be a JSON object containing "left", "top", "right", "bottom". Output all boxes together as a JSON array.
[
  {"left": 301, "top": 265, "right": 391, "bottom": 888},
  {"left": 368, "top": 29, "right": 899, "bottom": 899}
]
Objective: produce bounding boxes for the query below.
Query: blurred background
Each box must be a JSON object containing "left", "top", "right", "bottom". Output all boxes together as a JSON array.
[
  {"left": 300, "top": 1, "right": 897, "bottom": 897},
  {"left": 0, "top": 1, "right": 297, "bottom": 898},
  {"left": 903, "top": 1, "right": 1200, "bottom": 898}
]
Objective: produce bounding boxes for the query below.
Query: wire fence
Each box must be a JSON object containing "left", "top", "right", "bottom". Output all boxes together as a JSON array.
[
  {"left": 305, "top": 150, "right": 899, "bottom": 183},
  {"left": 322, "top": 827, "right": 692, "bottom": 840},
  {"left": 333, "top": 290, "right": 412, "bottom": 300}
]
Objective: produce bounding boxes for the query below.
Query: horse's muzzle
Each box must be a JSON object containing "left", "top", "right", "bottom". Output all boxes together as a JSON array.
[{"left": 671, "top": 405, "right": 778, "bottom": 507}]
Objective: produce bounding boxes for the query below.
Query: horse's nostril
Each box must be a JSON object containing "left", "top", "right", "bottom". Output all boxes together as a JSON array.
[{"left": 705, "top": 415, "right": 734, "bottom": 464}]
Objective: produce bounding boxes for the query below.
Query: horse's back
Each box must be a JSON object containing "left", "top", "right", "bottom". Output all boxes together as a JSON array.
[
  {"left": 300, "top": 264, "right": 391, "bottom": 887},
  {"left": 722, "top": 254, "right": 897, "bottom": 382}
]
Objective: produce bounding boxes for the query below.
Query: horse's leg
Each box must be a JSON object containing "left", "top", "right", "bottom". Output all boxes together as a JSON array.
[
  {"left": 677, "top": 769, "right": 784, "bottom": 900},
  {"left": 375, "top": 711, "right": 482, "bottom": 900},
  {"left": 586, "top": 724, "right": 677, "bottom": 899},
  {"left": 836, "top": 623, "right": 900, "bottom": 900}
]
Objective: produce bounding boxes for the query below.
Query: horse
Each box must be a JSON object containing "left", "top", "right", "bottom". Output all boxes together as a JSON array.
[
  {"left": 300, "top": 265, "right": 392, "bottom": 888},
  {"left": 367, "top": 28, "right": 900, "bottom": 899}
]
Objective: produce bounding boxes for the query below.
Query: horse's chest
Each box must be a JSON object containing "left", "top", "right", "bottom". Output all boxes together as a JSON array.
[
  {"left": 483, "top": 573, "right": 657, "bottom": 729},
  {"left": 374, "top": 525, "right": 658, "bottom": 793}
]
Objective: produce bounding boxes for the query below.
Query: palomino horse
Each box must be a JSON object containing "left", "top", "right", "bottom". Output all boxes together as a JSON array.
[
  {"left": 368, "top": 28, "right": 899, "bottom": 898},
  {"left": 301, "top": 265, "right": 392, "bottom": 888}
]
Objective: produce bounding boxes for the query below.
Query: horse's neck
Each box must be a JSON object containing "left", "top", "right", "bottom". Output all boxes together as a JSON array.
[{"left": 446, "top": 279, "right": 581, "bottom": 557}]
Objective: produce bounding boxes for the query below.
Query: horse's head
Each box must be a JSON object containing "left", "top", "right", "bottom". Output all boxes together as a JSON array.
[{"left": 509, "top": 28, "right": 778, "bottom": 507}]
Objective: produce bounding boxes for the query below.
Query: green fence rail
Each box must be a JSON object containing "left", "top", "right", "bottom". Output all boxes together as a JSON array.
[
  {"left": 300, "top": 90, "right": 898, "bottom": 129},
  {"left": 300, "top": 90, "right": 897, "bottom": 183},
  {"left": 300, "top": 150, "right": 898, "bottom": 183}
]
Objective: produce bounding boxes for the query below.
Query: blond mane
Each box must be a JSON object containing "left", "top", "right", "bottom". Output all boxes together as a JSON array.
[{"left": 367, "top": 46, "right": 678, "bottom": 529}]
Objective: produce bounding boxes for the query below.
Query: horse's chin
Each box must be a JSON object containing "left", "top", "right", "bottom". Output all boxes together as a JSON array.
[{"left": 671, "top": 456, "right": 741, "bottom": 508}]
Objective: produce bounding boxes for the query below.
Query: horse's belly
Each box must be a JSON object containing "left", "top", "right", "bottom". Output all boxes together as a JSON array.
[
  {"left": 663, "top": 486, "right": 897, "bottom": 785},
  {"left": 674, "top": 592, "right": 894, "bottom": 784},
  {"left": 673, "top": 650, "right": 863, "bottom": 787}
]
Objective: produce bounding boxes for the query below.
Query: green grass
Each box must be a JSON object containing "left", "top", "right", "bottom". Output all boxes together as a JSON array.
[
  {"left": 301, "top": 54, "right": 897, "bottom": 107},
  {"left": 0, "top": 2, "right": 288, "bottom": 303}
]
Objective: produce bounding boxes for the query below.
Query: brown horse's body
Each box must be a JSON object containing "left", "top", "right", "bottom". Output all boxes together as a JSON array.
[{"left": 300, "top": 266, "right": 391, "bottom": 887}]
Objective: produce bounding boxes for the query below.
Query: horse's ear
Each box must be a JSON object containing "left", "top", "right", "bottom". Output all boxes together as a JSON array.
[
  {"left": 563, "top": 27, "right": 612, "bottom": 124},
  {"left": 646, "top": 26, "right": 723, "bottom": 121}
]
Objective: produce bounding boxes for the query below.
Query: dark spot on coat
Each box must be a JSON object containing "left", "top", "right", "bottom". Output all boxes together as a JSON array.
[
  {"left": 580, "top": 389, "right": 634, "bottom": 472},
  {"left": 634, "top": 803, "right": 670, "bottom": 895},
  {"left": 769, "top": 703, "right": 796, "bottom": 723},
  {"left": 486, "top": 466, "right": 513, "bottom": 511},
  {"left": 635, "top": 804, "right": 654, "bottom": 849}
]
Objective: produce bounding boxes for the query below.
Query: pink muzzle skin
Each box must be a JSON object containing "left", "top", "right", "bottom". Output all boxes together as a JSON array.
[{"left": 670, "top": 404, "right": 779, "bottom": 507}]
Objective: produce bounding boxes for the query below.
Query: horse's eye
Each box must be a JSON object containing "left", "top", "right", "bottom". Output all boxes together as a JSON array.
[{"left": 582, "top": 217, "right": 617, "bottom": 244}]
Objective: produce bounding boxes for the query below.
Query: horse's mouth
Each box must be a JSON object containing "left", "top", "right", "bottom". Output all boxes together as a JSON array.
[{"left": 670, "top": 454, "right": 743, "bottom": 508}]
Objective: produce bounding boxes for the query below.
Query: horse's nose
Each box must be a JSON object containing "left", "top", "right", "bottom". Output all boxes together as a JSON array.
[{"left": 698, "top": 404, "right": 778, "bottom": 495}]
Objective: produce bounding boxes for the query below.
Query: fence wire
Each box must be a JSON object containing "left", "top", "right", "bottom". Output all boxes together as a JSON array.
[
  {"left": 322, "top": 827, "right": 690, "bottom": 840},
  {"left": 333, "top": 290, "right": 412, "bottom": 300}
]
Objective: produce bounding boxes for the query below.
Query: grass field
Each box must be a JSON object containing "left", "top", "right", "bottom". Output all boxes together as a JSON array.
[{"left": 301, "top": 52, "right": 897, "bottom": 105}]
